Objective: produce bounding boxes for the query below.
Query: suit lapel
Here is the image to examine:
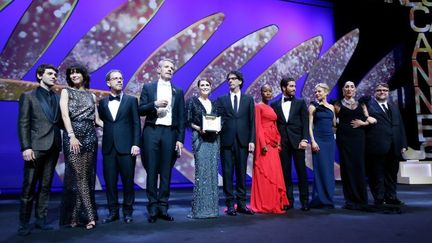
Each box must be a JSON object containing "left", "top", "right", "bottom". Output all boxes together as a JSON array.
[
  {"left": 287, "top": 98, "right": 297, "bottom": 122},
  {"left": 102, "top": 98, "right": 114, "bottom": 122},
  {"left": 52, "top": 94, "right": 60, "bottom": 122},
  {"left": 35, "top": 89, "right": 54, "bottom": 122},
  {"left": 226, "top": 95, "right": 235, "bottom": 114},
  {"left": 274, "top": 100, "right": 284, "bottom": 122},
  {"left": 238, "top": 95, "right": 246, "bottom": 114},
  {"left": 171, "top": 86, "right": 176, "bottom": 108},
  {"left": 372, "top": 99, "right": 390, "bottom": 122},
  {"left": 115, "top": 95, "right": 127, "bottom": 120}
]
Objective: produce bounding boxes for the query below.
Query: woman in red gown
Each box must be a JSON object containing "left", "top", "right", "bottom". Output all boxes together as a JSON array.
[{"left": 251, "top": 84, "right": 289, "bottom": 214}]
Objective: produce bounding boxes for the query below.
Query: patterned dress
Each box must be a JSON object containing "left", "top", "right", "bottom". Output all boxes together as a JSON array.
[
  {"left": 186, "top": 96, "right": 219, "bottom": 218},
  {"left": 60, "top": 88, "right": 98, "bottom": 226}
]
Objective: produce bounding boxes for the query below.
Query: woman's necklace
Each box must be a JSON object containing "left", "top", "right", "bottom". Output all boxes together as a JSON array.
[{"left": 342, "top": 98, "right": 357, "bottom": 109}]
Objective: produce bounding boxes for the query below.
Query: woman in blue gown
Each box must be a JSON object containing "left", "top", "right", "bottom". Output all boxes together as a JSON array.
[{"left": 308, "top": 83, "right": 336, "bottom": 209}]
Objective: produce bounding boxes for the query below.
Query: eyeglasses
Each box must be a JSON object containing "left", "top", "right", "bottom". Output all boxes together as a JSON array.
[
  {"left": 376, "top": 89, "right": 389, "bottom": 92},
  {"left": 110, "top": 77, "right": 124, "bottom": 81}
]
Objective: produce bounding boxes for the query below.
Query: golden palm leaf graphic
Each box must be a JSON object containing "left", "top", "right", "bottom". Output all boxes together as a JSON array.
[
  {"left": 245, "top": 36, "right": 323, "bottom": 102},
  {"left": 356, "top": 51, "right": 396, "bottom": 99},
  {"left": 57, "top": 0, "right": 165, "bottom": 83},
  {"left": 301, "top": 28, "right": 360, "bottom": 104},
  {"left": 0, "top": 0, "right": 77, "bottom": 79},
  {"left": 184, "top": 25, "right": 279, "bottom": 100},
  {"left": 0, "top": 0, "right": 12, "bottom": 11},
  {"left": 124, "top": 12, "right": 225, "bottom": 96}
]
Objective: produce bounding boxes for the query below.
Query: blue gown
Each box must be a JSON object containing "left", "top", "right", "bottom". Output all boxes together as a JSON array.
[{"left": 309, "top": 102, "right": 335, "bottom": 208}]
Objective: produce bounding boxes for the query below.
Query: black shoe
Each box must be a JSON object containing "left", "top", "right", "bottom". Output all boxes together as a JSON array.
[
  {"left": 102, "top": 214, "right": 119, "bottom": 224},
  {"left": 158, "top": 213, "right": 174, "bottom": 221},
  {"left": 283, "top": 205, "right": 293, "bottom": 211},
  {"left": 147, "top": 215, "right": 157, "bottom": 223},
  {"left": 18, "top": 224, "right": 31, "bottom": 236},
  {"left": 301, "top": 205, "right": 310, "bottom": 211},
  {"left": 124, "top": 216, "right": 133, "bottom": 224},
  {"left": 35, "top": 219, "right": 54, "bottom": 230},
  {"left": 385, "top": 198, "right": 405, "bottom": 206},
  {"left": 237, "top": 206, "right": 254, "bottom": 215},
  {"left": 374, "top": 199, "right": 384, "bottom": 206},
  {"left": 226, "top": 207, "right": 237, "bottom": 216}
]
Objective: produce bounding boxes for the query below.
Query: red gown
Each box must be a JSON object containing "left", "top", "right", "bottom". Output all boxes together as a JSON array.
[{"left": 251, "top": 103, "right": 289, "bottom": 213}]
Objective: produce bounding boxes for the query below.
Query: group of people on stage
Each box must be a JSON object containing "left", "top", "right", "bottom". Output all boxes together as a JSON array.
[{"left": 16, "top": 58, "right": 407, "bottom": 236}]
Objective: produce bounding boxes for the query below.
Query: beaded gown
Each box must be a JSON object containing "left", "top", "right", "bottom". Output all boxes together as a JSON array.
[
  {"left": 251, "top": 103, "right": 288, "bottom": 213},
  {"left": 60, "top": 88, "right": 98, "bottom": 226},
  {"left": 309, "top": 101, "right": 335, "bottom": 208},
  {"left": 186, "top": 96, "right": 219, "bottom": 218}
]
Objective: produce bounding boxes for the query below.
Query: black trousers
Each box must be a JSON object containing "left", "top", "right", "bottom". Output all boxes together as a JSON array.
[
  {"left": 366, "top": 148, "right": 399, "bottom": 201},
  {"left": 279, "top": 140, "right": 309, "bottom": 206},
  {"left": 220, "top": 137, "right": 249, "bottom": 208},
  {"left": 141, "top": 125, "right": 176, "bottom": 216},
  {"left": 19, "top": 148, "right": 58, "bottom": 226},
  {"left": 103, "top": 147, "right": 136, "bottom": 216}
]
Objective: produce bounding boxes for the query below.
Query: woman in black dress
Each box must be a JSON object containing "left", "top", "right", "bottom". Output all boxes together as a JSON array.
[
  {"left": 59, "top": 65, "right": 103, "bottom": 229},
  {"left": 334, "top": 81, "right": 376, "bottom": 210}
]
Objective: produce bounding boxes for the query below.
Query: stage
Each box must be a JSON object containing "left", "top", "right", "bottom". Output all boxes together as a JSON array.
[{"left": 1, "top": 183, "right": 431, "bottom": 243}]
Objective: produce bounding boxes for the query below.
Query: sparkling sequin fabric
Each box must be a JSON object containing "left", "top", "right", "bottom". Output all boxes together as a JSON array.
[
  {"left": 187, "top": 97, "right": 219, "bottom": 218},
  {"left": 60, "top": 88, "right": 98, "bottom": 226}
]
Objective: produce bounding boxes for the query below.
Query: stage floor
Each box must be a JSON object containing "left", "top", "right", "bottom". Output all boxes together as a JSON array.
[{"left": 1, "top": 183, "right": 431, "bottom": 243}]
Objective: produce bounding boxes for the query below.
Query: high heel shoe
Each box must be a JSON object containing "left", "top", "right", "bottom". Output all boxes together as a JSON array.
[{"left": 85, "top": 221, "right": 96, "bottom": 230}]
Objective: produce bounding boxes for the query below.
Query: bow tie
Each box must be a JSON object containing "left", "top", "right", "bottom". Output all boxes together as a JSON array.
[
  {"left": 109, "top": 95, "right": 120, "bottom": 101},
  {"left": 283, "top": 96, "right": 293, "bottom": 102}
]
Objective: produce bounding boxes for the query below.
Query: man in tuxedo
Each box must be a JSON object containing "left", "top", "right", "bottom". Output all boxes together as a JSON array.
[
  {"left": 17, "top": 64, "right": 62, "bottom": 236},
  {"left": 98, "top": 70, "right": 141, "bottom": 224},
  {"left": 364, "top": 83, "right": 407, "bottom": 206},
  {"left": 139, "top": 58, "right": 185, "bottom": 223},
  {"left": 271, "top": 77, "right": 310, "bottom": 211},
  {"left": 216, "top": 70, "right": 255, "bottom": 216}
]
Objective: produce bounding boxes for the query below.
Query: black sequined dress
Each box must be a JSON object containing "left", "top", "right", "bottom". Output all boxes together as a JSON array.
[{"left": 60, "top": 88, "right": 98, "bottom": 226}]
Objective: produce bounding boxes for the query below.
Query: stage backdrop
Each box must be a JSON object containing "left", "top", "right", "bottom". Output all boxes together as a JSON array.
[{"left": 0, "top": 0, "right": 345, "bottom": 192}]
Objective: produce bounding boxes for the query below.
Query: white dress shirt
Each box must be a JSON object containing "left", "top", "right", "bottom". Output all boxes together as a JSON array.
[
  {"left": 108, "top": 93, "right": 122, "bottom": 121},
  {"left": 377, "top": 100, "right": 389, "bottom": 113},
  {"left": 230, "top": 91, "right": 241, "bottom": 111},
  {"left": 281, "top": 97, "right": 292, "bottom": 122},
  {"left": 156, "top": 79, "right": 173, "bottom": 126}
]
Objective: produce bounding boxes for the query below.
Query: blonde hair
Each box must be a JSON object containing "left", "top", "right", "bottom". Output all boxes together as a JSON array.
[{"left": 315, "top": 83, "right": 330, "bottom": 93}]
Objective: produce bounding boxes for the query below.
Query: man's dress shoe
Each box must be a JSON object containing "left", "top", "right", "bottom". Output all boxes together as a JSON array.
[
  {"left": 301, "top": 205, "right": 310, "bottom": 211},
  {"left": 147, "top": 215, "right": 157, "bottom": 223},
  {"left": 385, "top": 198, "right": 405, "bottom": 206},
  {"left": 226, "top": 207, "right": 237, "bottom": 216},
  {"left": 102, "top": 214, "right": 119, "bottom": 224},
  {"left": 283, "top": 205, "right": 293, "bottom": 211},
  {"left": 237, "top": 206, "right": 254, "bottom": 215},
  {"left": 158, "top": 213, "right": 174, "bottom": 221},
  {"left": 35, "top": 219, "right": 54, "bottom": 230},
  {"left": 18, "top": 224, "right": 31, "bottom": 236},
  {"left": 124, "top": 215, "right": 133, "bottom": 224}
]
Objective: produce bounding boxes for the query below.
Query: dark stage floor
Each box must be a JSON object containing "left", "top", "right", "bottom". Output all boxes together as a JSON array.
[{"left": 1, "top": 183, "right": 432, "bottom": 243}]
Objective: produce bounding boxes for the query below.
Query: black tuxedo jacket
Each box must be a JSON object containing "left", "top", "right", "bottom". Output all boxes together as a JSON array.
[
  {"left": 99, "top": 94, "right": 141, "bottom": 154},
  {"left": 364, "top": 98, "right": 407, "bottom": 156},
  {"left": 18, "top": 87, "right": 62, "bottom": 151},
  {"left": 216, "top": 93, "right": 255, "bottom": 147},
  {"left": 138, "top": 81, "right": 185, "bottom": 143},
  {"left": 271, "top": 97, "right": 309, "bottom": 149}
]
